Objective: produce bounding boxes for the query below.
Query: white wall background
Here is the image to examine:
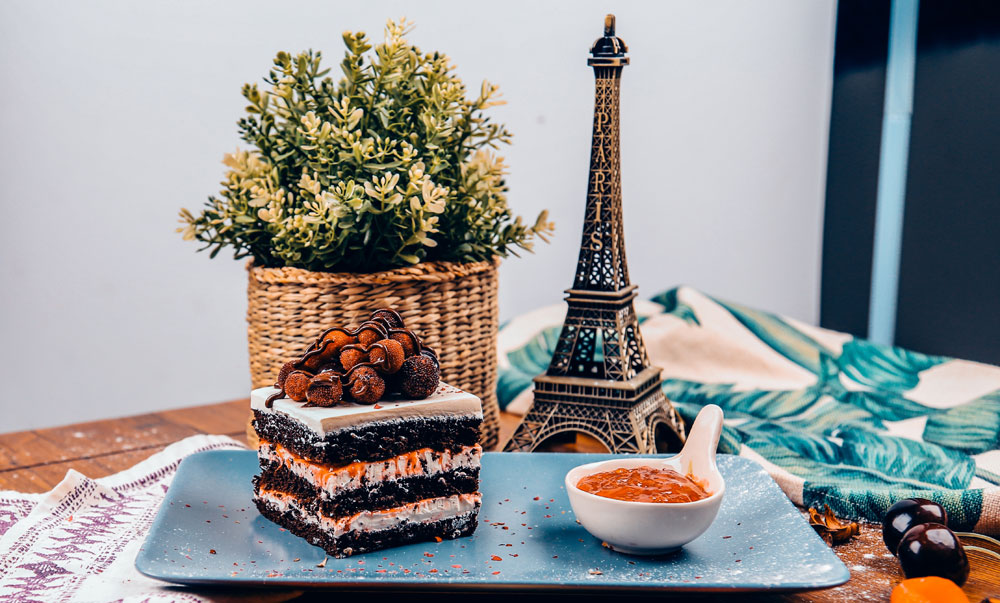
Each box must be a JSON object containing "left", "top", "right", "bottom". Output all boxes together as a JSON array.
[{"left": 0, "top": 0, "right": 836, "bottom": 431}]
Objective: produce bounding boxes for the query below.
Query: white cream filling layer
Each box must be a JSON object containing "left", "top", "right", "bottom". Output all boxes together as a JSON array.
[
  {"left": 259, "top": 443, "right": 482, "bottom": 495},
  {"left": 257, "top": 490, "right": 481, "bottom": 538}
]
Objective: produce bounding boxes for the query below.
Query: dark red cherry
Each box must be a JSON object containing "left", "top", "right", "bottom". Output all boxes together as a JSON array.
[
  {"left": 882, "top": 498, "right": 947, "bottom": 555},
  {"left": 897, "top": 523, "right": 969, "bottom": 586}
]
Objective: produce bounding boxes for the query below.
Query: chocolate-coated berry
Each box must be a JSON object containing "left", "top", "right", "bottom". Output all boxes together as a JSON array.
[
  {"left": 276, "top": 361, "right": 297, "bottom": 388},
  {"left": 370, "top": 309, "right": 405, "bottom": 329},
  {"left": 883, "top": 498, "right": 947, "bottom": 555},
  {"left": 349, "top": 366, "right": 385, "bottom": 404},
  {"left": 306, "top": 372, "right": 343, "bottom": 406},
  {"left": 897, "top": 522, "right": 969, "bottom": 586},
  {"left": 400, "top": 354, "right": 440, "bottom": 399},
  {"left": 284, "top": 370, "right": 313, "bottom": 402}
]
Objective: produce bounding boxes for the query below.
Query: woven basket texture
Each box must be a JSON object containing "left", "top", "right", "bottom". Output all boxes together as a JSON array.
[{"left": 246, "top": 257, "right": 501, "bottom": 449}]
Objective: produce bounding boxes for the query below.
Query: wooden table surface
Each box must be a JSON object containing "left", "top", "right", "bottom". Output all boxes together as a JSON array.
[{"left": 1, "top": 399, "right": 992, "bottom": 602}]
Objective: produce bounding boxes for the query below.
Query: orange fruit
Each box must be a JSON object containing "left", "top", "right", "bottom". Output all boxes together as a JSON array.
[{"left": 891, "top": 576, "right": 966, "bottom": 603}]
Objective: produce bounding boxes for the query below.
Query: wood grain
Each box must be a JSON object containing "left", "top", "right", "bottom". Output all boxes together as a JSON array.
[{"left": 0, "top": 399, "right": 248, "bottom": 487}]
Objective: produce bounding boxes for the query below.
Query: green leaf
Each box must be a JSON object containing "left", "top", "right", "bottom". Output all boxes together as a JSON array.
[
  {"left": 712, "top": 296, "right": 835, "bottom": 376},
  {"left": 838, "top": 338, "right": 946, "bottom": 392},
  {"left": 180, "top": 18, "right": 552, "bottom": 273},
  {"left": 650, "top": 287, "right": 700, "bottom": 326}
]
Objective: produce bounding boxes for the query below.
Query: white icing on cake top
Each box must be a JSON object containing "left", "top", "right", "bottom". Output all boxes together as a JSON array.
[{"left": 250, "top": 382, "right": 483, "bottom": 436}]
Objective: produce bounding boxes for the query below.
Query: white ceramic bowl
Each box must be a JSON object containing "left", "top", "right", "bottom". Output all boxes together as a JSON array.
[{"left": 564, "top": 405, "right": 726, "bottom": 555}]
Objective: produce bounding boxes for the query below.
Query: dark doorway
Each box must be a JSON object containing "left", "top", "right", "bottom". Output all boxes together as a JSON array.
[
  {"left": 533, "top": 430, "right": 611, "bottom": 453},
  {"left": 653, "top": 420, "right": 685, "bottom": 453}
]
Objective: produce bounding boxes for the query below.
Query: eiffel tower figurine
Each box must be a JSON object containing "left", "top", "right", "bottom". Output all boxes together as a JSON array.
[{"left": 505, "top": 15, "right": 686, "bottom": 454}]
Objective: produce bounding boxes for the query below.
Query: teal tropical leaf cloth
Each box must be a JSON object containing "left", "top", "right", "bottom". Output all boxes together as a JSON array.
[{"left": 497, "top": 287, "right": 1000, "bottom": 534}]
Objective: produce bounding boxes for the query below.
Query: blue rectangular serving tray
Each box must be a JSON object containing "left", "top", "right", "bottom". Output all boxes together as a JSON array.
[{"left": 136, "top": 451, "right": 849, "bottom": 592}]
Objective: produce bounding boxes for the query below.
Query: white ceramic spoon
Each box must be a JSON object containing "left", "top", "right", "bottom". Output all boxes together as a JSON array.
[{"left": 564, "top": 404, "right": 726, "bottom": 555}]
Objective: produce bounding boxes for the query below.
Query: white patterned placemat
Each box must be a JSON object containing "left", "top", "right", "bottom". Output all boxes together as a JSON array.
[{"left": 0, "top": 434, "right": 299, "bottom": 602}]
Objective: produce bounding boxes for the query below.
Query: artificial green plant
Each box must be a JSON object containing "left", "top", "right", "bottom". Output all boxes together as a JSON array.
[{"left": 180, "top": 19, "right": 553, "bottom": 272}]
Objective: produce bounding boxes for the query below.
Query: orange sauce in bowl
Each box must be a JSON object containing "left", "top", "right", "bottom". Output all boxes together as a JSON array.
[{"left": 576, "top": 466, "right": 712, "bottom": 503}]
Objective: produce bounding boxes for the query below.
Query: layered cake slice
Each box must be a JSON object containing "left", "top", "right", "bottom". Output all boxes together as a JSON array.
[
  {"left": 251, "top": 384, "right": 483, "bottom": 557},
  {"left": 251, "top": 309, "right": 482, "bottom": 557}
]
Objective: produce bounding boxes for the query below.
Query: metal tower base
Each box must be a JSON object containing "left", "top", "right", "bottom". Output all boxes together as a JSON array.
[{"left": 504, "top": 367, "right": 686, "bottom": 453}]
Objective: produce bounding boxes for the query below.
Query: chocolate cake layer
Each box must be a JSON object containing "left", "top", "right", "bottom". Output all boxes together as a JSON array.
[
  {"left": 254, "top": 462, "right": 480, "bottom": 517},
  {"left": 255, "top": 496, "right": 479, "bottom": 558},
  {"left": 253, "top": 409, "right": 481, "bottom": 466}
]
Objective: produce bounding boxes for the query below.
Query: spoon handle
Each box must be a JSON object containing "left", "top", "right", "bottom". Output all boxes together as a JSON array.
[{"left": 677, "top": 404, "right": 724, "bottom": 477}]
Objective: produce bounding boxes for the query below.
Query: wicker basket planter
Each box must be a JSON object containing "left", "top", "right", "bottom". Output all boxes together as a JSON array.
[{"left": 245, "top": 257, "right": 501, "bottom": 449}]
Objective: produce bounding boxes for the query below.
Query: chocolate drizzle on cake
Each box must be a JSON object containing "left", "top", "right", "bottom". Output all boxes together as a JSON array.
[{"left": 265, "top": 308, "right": 439, "bottom": 408}]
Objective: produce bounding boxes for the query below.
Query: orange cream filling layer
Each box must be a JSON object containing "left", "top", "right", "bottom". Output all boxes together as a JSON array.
[
  {"left": 257, "top": 489, "right": 481, "bottom": 537},
  {"left": 259, "top": 441, "right": 482, "bottom": 494}
]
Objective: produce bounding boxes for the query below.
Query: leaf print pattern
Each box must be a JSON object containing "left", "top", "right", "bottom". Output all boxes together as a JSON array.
[
  {"left": 923, "top": 391, "right": 1000, "bottom": 454},
  {"left": 711, "top": 295, "right": 834, "bottom": 376},
  {"left": 838, "top": 338, "right": 946, "bottom": 392},
  {"left": 497, "top": 325, "right": 561, "bottom": 408},
  {"left": 834, "top": 429, "right": 975, "bottom": 489},
  {"left": 803, "top": 486, "right": 984, "bottom": 533},
  {"left": 650, "top": 288, "right": 700, "bottom": 325},
  {"left": 835, "top": 389, "right": 935, "bottom": 423},
  {"left": 497, "top": 287, "right": 1000, "bottom": 531}
]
